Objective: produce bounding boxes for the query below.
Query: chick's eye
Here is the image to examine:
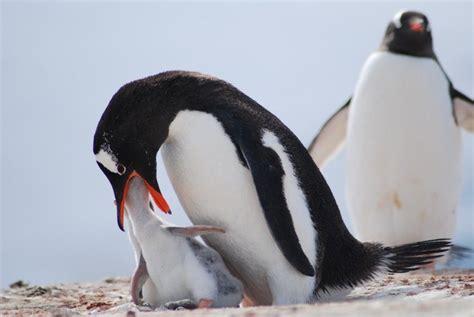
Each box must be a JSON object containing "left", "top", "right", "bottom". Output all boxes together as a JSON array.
[{"left": 117, "top": 163, "right": 126, "bottom": 175}]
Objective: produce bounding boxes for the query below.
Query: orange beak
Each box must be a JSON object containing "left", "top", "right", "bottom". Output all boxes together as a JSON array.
[
  {"left": 409, "top": 22, "right": 424, "bottom": 32},
  {"left": 118, "top": 170, "right": 171, "bottom": 230}
]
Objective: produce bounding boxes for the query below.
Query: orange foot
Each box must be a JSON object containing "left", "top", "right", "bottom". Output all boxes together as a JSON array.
[
  {"left": 240, "top": 294, "right": 255, "bottom": 307},
  {"left": 421, "top": 262, "right": 436, "bottom": 270},
  {"left": 198, "top": 298, "right": 213, "bottom": 308}
]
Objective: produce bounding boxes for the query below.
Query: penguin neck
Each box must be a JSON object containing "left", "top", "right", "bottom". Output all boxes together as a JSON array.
[
  {"left": 380, "top": 37, "right": 436, "bottom": 59},
  {"left": 125, "top": 177, "right": 157, "bottom": 225},
  {"left": 135, "top": 103, "right": 216, "bottom": 154}
]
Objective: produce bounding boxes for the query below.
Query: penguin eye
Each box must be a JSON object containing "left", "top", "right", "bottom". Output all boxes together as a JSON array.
[{"left": 117, "top": 163, "right": 127, "bottom": 175}]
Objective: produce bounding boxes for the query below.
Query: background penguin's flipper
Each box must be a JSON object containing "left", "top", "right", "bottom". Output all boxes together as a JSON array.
[
  {"left": 236, "top": 133, "right": 315, "bottom": 277},
  {"left": 452, "top": 88, "right": 474, "bottom": 132},
  {"left": 308, "top": 98, "right": 351, "bottom": 169}
]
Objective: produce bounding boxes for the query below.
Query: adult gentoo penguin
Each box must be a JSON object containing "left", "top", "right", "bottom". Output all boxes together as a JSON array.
[
  {"left": 309, "top": 11, "right": 473, "bottom": 251},
  {"left": 94, "top": 71, "right": 450, "bottom": 305}
]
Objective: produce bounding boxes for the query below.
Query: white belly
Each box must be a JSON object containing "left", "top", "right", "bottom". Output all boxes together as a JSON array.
[
  {"left": 161, "top": 110, "right": 316, "bottom": 305},
  {"left": 347, "top": 52, "right": 463, "bottom": 245}
]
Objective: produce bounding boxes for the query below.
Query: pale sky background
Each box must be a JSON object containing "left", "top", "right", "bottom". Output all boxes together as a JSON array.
[{"left": 1, "top": 1, "right": 473, "bottom": 288}]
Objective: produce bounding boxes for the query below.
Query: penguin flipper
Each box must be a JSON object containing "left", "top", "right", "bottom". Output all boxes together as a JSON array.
[
  {"left": 453, "top": 89, "right": 474, "bottom": 132},
  {"left": 166, "top": 225, "right": 225, "bottom": 238},
  {"left": 131, "top": 253, "right": 149, "bottom": 306},
  {"left": 236, "top": 134, "right": 315, "bottom": 277},
  {"left": 308, "top": 98, "right": 351, "bottom": 169}
]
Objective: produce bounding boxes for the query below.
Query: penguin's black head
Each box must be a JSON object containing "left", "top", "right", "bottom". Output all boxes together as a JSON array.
[
  {"left": 93, "top": 79, "right": 172, "bottom": 231},
  {"left": 381, "top": 10, "right": 434, "bottom": 57}
]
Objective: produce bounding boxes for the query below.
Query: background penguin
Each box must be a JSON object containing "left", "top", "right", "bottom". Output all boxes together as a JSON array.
[
  {"left": 125, "top": 176, "right": 243, "bottom": 309},
  {"left": 308, "top": 11, "right": 473, "bottom": 260},
  {"left": 94, "top": 70, "right": 450, "bottom": 305}
]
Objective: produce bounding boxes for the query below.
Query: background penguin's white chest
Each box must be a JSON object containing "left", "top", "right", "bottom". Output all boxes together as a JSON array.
[
  {"left": 160, "top": 110, "right": 317, "bottom": 305},
  {"left": 346, "top": 52, "right": 463, "bottom": 245}
]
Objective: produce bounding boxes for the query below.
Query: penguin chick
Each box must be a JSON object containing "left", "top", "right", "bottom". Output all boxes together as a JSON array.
[{"left": 125, "top": 176, "right": 243, "bottom": 309}]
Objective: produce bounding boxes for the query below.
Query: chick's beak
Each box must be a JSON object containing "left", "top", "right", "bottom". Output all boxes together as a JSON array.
[{"left": 117, "top": 170, "right": 171, "bottom": 231}]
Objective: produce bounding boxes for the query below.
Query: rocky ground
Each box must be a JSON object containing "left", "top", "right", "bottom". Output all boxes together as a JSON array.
[{"left": 1, "top": 269, "right": 473, "bottom": 317}]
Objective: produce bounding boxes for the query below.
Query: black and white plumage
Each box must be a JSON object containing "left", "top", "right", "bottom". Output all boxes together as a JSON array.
[
  {"left": 309, "top": 11, "right": 473, "bottom": 254},
  {"left": 94, "top": 70, "right": 451, "bottom": 304}
]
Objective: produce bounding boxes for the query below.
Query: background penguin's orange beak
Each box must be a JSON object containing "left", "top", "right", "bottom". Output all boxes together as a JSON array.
[
  {"left": 409, "top": 22, "right": 424, "bottom": 32},
  {"left": 118, "top": 170, "right": 171, "bottom": 231}
]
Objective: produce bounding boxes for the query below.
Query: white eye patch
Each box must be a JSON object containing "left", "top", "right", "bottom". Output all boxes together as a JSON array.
[
  {"left": 95, "top": 148, "right": 119, "bottom": 174},
  {"left": 410, "top": 17, "right": 424, "bottom": 25},
  {"left": 392, "top": 10, "right": 406, "bottom": 28}
]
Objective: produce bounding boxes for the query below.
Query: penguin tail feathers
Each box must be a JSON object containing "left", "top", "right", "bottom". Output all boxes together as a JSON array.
[
  {"left": 317, "top": 238, "right": 451, "bottom": 294},
  {"left": 447, "top": 244, "right": 473, "bottom": 263},
  {"left": 382, "top": 238, "right": 452, "bottom": 273}
]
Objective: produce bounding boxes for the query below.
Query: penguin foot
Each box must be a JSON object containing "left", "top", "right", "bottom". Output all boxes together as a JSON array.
[
  {"left": 163, "top": 299, "right": 197, "bottom": 310},
  {"left": 240, "top": 295, "right": 255, "bottom": 307},
  {"left": 197, "top": 298, "right": 213, "bottom": 308},
  {"left": 420, "top": 262, "right": 436, "bottom": 270}
]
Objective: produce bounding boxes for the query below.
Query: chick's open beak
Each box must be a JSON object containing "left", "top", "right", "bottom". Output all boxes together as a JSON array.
[{"left": 117, "top": 170, "right": 171, "bottom": 231}]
